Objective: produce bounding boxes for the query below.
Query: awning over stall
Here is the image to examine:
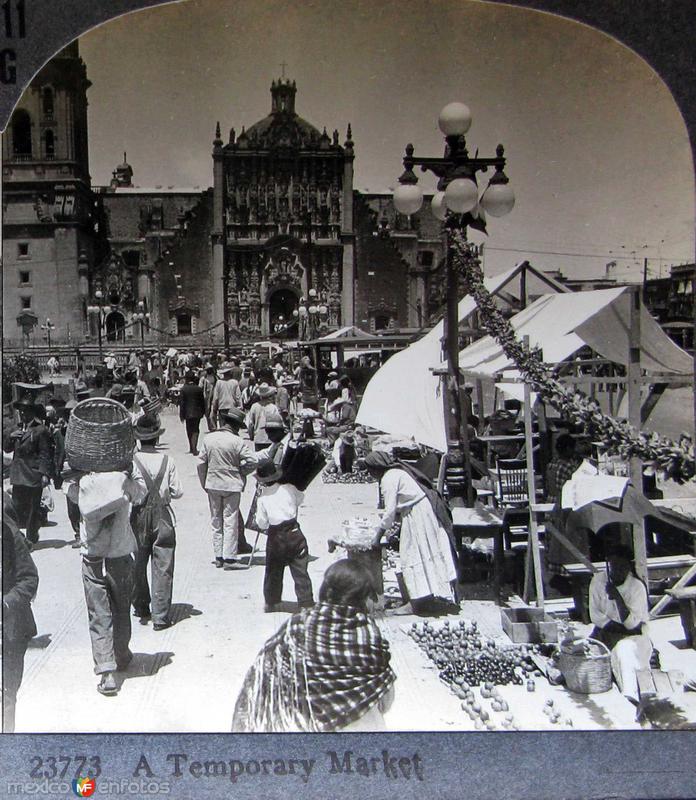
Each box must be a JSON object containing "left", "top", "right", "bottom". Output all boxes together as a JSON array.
[
  {"left": 357, "top": 281, "right": 693, "bottom": 452},
  {"left": 457, "top": 287, "right": 693, "bottom": 379},
  {"left": 317, "top": 326, "right": 376, "bottom": 340},
  {"left": 356, "top": 264, "right": 550, "bottom": 450}
]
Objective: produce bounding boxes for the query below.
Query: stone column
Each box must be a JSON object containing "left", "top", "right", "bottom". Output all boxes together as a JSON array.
[
  {"left": 341, "top": 241, "right": 355, "bottom": 326},
  {"left": 211, "top": 141, "right": 225, "bottom": 341}
]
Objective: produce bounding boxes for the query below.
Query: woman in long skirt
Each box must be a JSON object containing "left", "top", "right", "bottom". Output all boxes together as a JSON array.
[{"left": 364, "top": 452, "right": 458, "bottom": 615}]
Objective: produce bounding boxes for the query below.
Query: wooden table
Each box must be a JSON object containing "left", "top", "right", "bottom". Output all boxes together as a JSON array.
[
  {"left": 562, "top": 554, "right": 696, "bottom": 623},
  {"left": 451, "top": 505, "right": 505, "bottom": 604},
  {"left": 476, "top": 433, "right": 539, "bottom": 467}
]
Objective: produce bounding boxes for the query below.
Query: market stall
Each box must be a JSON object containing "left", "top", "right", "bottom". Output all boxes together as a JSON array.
[{"left": 356, "top": 261, "right": 570, "bottom": 450}]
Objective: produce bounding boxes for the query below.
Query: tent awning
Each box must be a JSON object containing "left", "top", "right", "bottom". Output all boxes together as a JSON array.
[
  {"left": 357, "top": 280, "right": 693, "bottom": 453},
  {"left": 356, "top": 264, "right": 543, "bottom": 451},
  {"left": 456, "top": 287, "right": 693, "bottom": 379},
  {"left": 316, "top": 326, "right": 376, "bottom": 340}
]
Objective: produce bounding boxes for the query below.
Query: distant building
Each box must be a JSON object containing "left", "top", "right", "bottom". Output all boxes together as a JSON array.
[
  {"left": 2, "top": 43, "right": 107, "bottom": 345},
  {"left": 2, "top": 49, "right": 449, "bottom": 346},
  {"left": 545, "top": 262, "right": 694, "bottom": 352},
  {"left": 645, "top": 263, "right": 694, "bottom": 350}
]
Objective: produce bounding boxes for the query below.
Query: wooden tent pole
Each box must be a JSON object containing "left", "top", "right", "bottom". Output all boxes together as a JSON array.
[
  {"left": 523, "top": 336, "right": 545, "bottom": 607},
  {"left": 628, "top": 286, "right": 648, "bottom": 585}
]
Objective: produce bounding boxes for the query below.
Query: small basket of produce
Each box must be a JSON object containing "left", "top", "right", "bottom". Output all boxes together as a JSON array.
[
  {"left": 558, "top": 636, "right": 612, "bottom": 694},
  {"left": 65, "top": 397, "right": 135, "bottom": 473},
  {"left": 329, "top": 517, "right": 379, "bottom": 552},
  {"left": 329, "top": 517, "right": 384, "bottom": 596}
]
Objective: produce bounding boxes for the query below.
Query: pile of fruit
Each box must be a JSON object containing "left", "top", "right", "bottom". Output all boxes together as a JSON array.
[
  {"left": 322, "top": 465, "right": 376, "bottom": 484},
  {"left": 409, "top": 619, "right": 544, "bottom": 688},
  {"left": 409, "top": 620, "right": 574, "bottom": 729}
]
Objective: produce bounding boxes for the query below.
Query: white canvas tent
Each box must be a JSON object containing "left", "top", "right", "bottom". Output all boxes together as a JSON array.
[
  {"left": 457, "top": 288, "right": 693, "bottom": 380},
  {"left": 356, "top": 263, "right": 568, "bottom": 450},
  {"left": 317, "top": 326, "right": 376, "bottom": 340},
  {"left": 357, "top": 283, "right": 693, "bottom": 452}
]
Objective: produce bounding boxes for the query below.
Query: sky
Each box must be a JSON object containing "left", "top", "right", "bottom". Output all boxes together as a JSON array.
[{"left": 78, "top": 0, "right": 694, "bottom": 280}]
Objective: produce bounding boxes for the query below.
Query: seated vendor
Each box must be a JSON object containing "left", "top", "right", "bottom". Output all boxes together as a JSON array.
[
  {"left": 589, "top": 545, "right": 652, "bottom": 706},
  {"left": 325, "top": 397, "right": 356, "bottom": 444}
]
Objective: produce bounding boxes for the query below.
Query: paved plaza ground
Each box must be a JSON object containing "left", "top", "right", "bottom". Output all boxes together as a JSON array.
[{"left": 12, "top": 405, "right": 696, "bottom": 733}]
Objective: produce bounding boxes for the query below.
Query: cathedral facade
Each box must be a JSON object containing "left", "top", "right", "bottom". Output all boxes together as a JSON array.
[
  {"left": 211, "top": 78, "right": 355, "bottom": 341},
  {"left": 2, "top": 48, "right": 447, "bottom": 347}
]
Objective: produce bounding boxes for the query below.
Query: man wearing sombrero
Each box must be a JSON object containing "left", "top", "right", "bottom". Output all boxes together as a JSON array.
[
  {"left": 211, "top": 365, "right": 242, "bottom": 429},
  {"left": 131, "top": 415, "right": 183, "bottom": 630},
  {"left": 253, "top": 459, "right": 314, "bottom": 612},
  {"left": 4, "top": 400, "right": 53, "bottom": 546},
  {"left": 198, "top": 407, "right": 258, "bottom": 569},
  {"left": 246, "top": 383, "right": 279, "bottom": 452}
]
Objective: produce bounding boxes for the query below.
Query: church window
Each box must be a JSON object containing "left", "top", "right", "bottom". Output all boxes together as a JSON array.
[
  {"left": 18, "top": 243, "right": 29, "bottom": 258},
  {"left": 419, "top": 250, "right": 434, "bottom": 267},
  {"left": 21, "top": 296, "right": 31, "bottom": 309},
  {"left": 11, "top": 109, "right": 32, "bottom": 156},
  {"left": 19, "top": 270, "right": 31, "bottom": 284},
  {"left": 44, "top": 129, "right": 55, "bottom": 158},
  {"left": 121, "top": 250, "right": 141, "bottom": 267},
  {"left": 176, "top": 313, "right": 192, "bottom": 335},
  {"left": 42, "top": 87, "right": 54, "bottom": 118}
]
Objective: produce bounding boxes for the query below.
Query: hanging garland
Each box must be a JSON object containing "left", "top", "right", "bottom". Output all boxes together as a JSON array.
[{"left": 451, "top": 230, "right": 695, "bottom": 484}]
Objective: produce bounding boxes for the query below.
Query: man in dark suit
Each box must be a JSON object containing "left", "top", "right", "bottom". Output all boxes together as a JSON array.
[
  {"left": 179, "top": 371, "right": 206, "bottom": 455},
  {"left": 3, "top": 401, "right": 53, "bottom": 545},
  {"left": 2, "top": 493, "right": 38, "bottom": 731}
]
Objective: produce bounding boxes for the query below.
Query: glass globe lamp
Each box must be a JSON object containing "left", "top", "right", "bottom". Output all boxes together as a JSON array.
[
  {"left": 444, "top": 178, "right": 478, "bottom": 213},
  {"left": 431, "top": 191, "right": 447, "bottom": 221},
  {"left": 438, "top": 102, "right": 472, "bottom": 137},
  {"left": 393, "top": 183, "right": 424, "bottom": 216}
]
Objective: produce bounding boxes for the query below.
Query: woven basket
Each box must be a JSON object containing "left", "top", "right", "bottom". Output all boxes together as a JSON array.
[
  {"left": 559, "top": 637, "right": 612, "bottom": 694},
  {"left": 65, "top": 397, "right": 135, "bottom": 473}
]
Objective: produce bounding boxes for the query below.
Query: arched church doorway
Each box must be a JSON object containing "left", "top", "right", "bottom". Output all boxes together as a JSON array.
[
  {"left": 268, "top": 288, "right": 298, "bottom": 337},
  {"left": 105, "top": 311, "right": 126, "bottom": 342}
]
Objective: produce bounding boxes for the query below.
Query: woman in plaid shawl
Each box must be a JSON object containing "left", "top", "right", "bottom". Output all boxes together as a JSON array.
[{"left": 232, "top": 560, "right": 396, "bottom": 732}]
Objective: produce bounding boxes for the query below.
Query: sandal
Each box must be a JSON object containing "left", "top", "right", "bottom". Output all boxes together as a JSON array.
[
  {"left": 387, "top": 602, "right": 414, "bottom": 616},
  {"left": 97, "top": 672, "right": 118, "bottom": 696}
]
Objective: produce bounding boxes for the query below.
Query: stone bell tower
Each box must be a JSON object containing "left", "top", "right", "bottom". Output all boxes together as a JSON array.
[{"left": 2, "top": 42, "right": 106, "bottom": 343}]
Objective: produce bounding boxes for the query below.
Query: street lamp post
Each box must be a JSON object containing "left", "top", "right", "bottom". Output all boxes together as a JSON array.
[
  {"left": 133, "top": 300, "right": 148, "bottom": 347},
  {"left": 298, "top": 298, "right": 309, "bottom": 340},
  {"left": 41, "top": 317, "right": 56, "bottom": 351},
  {"left": 393, "top": 102, "right": 515, "bottom": 507},
  {"left": 86, "top": 289, "right": 105, "bottom": 360}
]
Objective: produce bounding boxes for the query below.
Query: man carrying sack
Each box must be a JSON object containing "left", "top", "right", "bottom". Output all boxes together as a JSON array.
[
  {"left": 65, "top": 463, "right": 146, "bottom": 696},
  {"left": 245, "top": 412, "right": 290, "bottom": 540},
  {"left": 131, "top": 415, "right": 183, "bottom": 630},
  {"left": 253, "top": 459, "right": 314, "bottom": 613}
]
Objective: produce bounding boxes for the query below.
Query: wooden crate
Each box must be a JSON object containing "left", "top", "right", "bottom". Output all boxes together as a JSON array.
[
  {"left": 501, "top": 607, "right": 558, "bottom": 644},
  {"left": 637, "top": 669, "right": 681, "bottom": 700},
  {"left": 666, "top": 585, "right": 696, "bottom": 648}
]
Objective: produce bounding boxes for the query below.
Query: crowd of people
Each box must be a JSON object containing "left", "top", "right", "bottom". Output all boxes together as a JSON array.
[
  {"left": 2, "top": 347, "right": 429, "bottom": 732},
  {"left": 2, "top": 345, "right": 661, "bottom": 730}
]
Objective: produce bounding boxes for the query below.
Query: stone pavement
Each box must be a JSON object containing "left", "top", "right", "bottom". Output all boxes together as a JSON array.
[
  {"left": 15, "top": 407, "right": 460, "bottom": 733},
  {"left": 14, "top": 406, "right": 695, "bottom": 732}
]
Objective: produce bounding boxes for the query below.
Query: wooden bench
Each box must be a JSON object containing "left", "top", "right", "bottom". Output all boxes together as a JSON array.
[{"left": 561, "top": 554, "right": 696, "bottom": 623}]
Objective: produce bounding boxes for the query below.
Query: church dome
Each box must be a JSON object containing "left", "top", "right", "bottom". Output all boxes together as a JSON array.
[{"left": 234, "top": 79, "right": 323, "bottom": 150}]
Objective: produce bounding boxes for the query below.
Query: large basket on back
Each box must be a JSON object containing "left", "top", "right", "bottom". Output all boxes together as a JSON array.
[
  {"left": 65, "top": 397, "right": 135, "bottom": 473},
  {"left": 558, "top": 637, "right": 612, "bottom": 694}
]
